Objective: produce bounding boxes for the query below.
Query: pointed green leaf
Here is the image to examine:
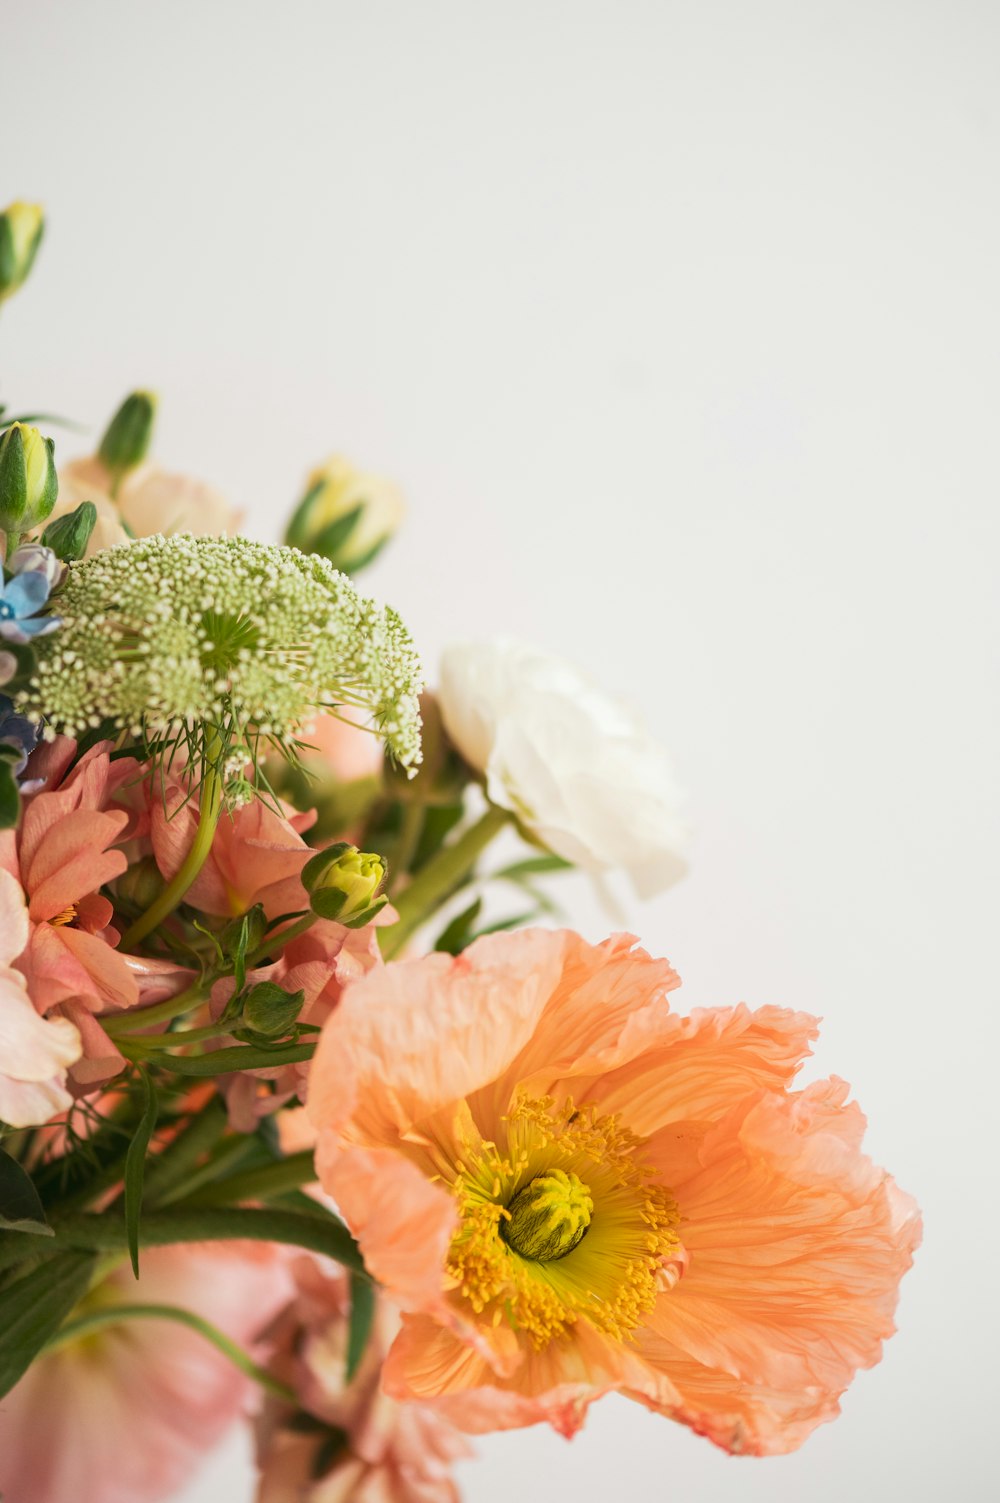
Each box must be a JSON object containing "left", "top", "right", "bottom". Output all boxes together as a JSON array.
[
  {"left": 124, "top": 1067, "right": 158, "bottom": 1277},
  {"left": 0, "top": 1147, "right": 52, "bottom": 1236},
  {"left": 434, "top": 897, "right": 483, "bottom": 956},
  {"left": 0, "top": 1252, "right": 97, "bottom": 1398},
  {"left": 346, "top": 1269, "right": 375, "bottom": 1381}
]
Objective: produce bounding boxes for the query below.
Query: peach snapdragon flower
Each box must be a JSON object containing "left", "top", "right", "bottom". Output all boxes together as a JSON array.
[
  {"left": 255, "top": 1255, "right": 470, "bottom": 1503},
  {"left": 0, "top": 868, "right": 81, "bottom": 1126},
  {"left": 0, "top": 1242, "right": 292, "bottom": 1503},
  {"left": 308, "top": 929, "right": 921, "bottom": 1456}
]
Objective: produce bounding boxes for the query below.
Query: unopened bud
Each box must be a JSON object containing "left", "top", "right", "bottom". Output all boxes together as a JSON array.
[
  {"left": 113, "top": 857, "right": 164, "bottom": 910},
  {"left": 97, "top": 390, "right": 157, "bottom": 481},
  {"left": 40, "top": 501, "right": 97, "bottom": 563},
  {"left": 0, "top": 423, "right": 58, "bottom": 533},
  {"left": 285, "top": 456, "right": 403, "bottom": 575},
  {"left": 301, "top": 841, "right": 388, "bottom": 926},
  {"left": 0, "top": 202, "right": 44, "bottom": 304}
]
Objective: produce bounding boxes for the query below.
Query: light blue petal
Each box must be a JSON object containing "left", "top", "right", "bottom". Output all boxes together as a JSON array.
[
  {"left": 4, "top": 571, "right": 51, "bottom": 617},
  {"left": 13, "top": 614, "right": 60, "bottom": 639}
]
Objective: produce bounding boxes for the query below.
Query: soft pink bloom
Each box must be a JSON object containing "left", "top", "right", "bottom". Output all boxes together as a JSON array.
[
  {"left": 0, "top": 868, "right": 81, "bottom": 1126},
  {"left": 54, "top": 455, "right": 242, "bottom": 554},
  {"left": 301, "top": 710, "right": 385, "bottom": 787},
  {"left": 307, "top": 929, "right": 921, "bottom": 1456},
  {"left": 0, "top": 1242, "right": 292, "bottom": 1503},
  {"left": 150, "top": 773, "right": 316, "bottom": 921},
  {"left": 256, "top": 1256, "right": 470, "bottom": 1503}
]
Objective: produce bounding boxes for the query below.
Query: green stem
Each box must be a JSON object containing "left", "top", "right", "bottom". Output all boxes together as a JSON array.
[
  {"left": 4, "top": 530, "right": 21, "bottom": 560},
  {"left": 140, "top": 1041, "right": 314, "bottom": 1077},
  {"left": 102, "top": 980, "right": 209, "bottom": 1037},
  {"left": 380, "top": 804, "right": 509, "bottom": 960},
  {"left": 143, "top": 1097, "right": 229, "bottom": 1206},
  {"left": 391, "top": 800, "right": 426, "bottom": 879},
  {"left": 122, "top": 756, "right": 224, "bottom": 950},
  {"left": 172, "top": 1150, "right": 318, "bottom": 1209},
  {"left": 246, "top": 911, "right": 317, "bottom": 968},
  {"left": 43, "top": 1205, "right": 364, "bottom": 1271},
  {"left": 45, "top": 1302, "right": 297, "bottom": 1404}
]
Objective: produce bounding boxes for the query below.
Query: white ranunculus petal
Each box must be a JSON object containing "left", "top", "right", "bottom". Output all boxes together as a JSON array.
[{"left": 439, "top": 639, "right": 690, "bottom": 897}]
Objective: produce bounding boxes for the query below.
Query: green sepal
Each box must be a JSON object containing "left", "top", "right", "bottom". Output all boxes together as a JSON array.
[
  {"left": 283, "top": 479, "right": 327, "bottom": 550},
  {"left": 0, "top": 1147, "right": 53, "bottom": 1236},
  {"left": 41, "top": 499, "right": 97, "bottom": 562},
  {"left": 219, "top": 904, "right": 267, "bottom": 993}
]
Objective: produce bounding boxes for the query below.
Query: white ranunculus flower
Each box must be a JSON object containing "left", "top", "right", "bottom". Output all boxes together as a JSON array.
[{"left": 438, "top": 638, "right": 690, "bottom": 898}]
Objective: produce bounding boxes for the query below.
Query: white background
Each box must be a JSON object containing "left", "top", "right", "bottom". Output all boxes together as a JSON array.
[{"left": 3, "top": 2, "right": 997, "bottom": 1499}]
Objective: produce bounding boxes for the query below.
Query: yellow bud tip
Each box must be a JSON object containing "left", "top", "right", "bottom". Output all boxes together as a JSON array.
[{"left": 502, "top": 1169, "right": 593, "bottom": 1262}]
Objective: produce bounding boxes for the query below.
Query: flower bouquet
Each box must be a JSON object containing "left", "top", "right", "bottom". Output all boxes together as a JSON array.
[{"left": 0, "top": 203, "right": 920, "bottom": 1503}]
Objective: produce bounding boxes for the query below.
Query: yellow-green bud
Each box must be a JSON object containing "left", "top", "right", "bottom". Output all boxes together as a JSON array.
[
  {"left": 285, "top": 455, "right": 404, "bottom": 575},
  {"left": 502, "top": 1170, "right": 593, "bottom": 1262},
  {"left": 97, "top": 390, "right": 158, "bottom": 480},
  {"left": 0, "top": 202, "right": 44, "bottom": 304},
  {"left": 302, "top": 841, "right": 388, "bottom": 926},
  {"left": 0, "top": 423, "right": 58, "bottom": 534}
]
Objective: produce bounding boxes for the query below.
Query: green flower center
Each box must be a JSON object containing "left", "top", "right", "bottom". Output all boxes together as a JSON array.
[{"left": 502, "top": 1169, "right": 593, "bottom": 1262}]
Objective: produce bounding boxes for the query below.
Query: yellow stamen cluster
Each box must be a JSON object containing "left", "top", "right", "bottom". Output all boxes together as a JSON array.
[{"left": 446, "top": 1095, "right": 680, "bottom": 1349}]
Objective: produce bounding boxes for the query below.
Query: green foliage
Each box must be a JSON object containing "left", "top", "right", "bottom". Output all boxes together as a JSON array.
[
  {"left": 124, "top": 1068, "right": 158, "bottom": 1277},
  {"left": 0, "top": 1148, "right": 52, "bottom": 1236},
  {"left": 41, "top": 499, "right": 97, "bottom": 561},
  {"left": 0, "top": 1252, "right": 97, "bottom": 1398}
]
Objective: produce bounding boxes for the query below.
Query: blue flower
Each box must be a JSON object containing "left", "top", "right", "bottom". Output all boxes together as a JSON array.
[
  {"left": 0, "top": 567, "right": 60, "bottom": 643},
  {"left": 0, "top": 693, "right": 40, "bottom": 775}
]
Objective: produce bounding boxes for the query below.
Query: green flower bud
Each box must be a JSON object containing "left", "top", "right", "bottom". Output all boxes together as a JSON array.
[
  {"left": 0, "top": 423, "right": 58, "bottom": 534},
  {"left": 97, "top": 390, "right": 158, "bottom": 480},
  {"left": 302, "top": 841, "right": 388, "bottom": 926},
  {"left": 0, "top": 202, "right": 44, "bottom": 304},
  {"left": 285, "top": 456, "right": 404, "bottom": 575},
  {"left": 41, "top": 500, "right": 98, "bottom": 563}
]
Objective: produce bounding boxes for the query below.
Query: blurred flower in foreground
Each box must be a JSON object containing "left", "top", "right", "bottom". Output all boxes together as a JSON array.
[
  {"left": 255, "top": 1255, "right": 470, "bottom": 1503},
  {"left": 438, "top": 638, "right": 689, "bottom": 898},
  {"left": 0, "top": 867, "right": 81, "bottom": 1127},
  {"left": 0, "top": 1243, "right": 291, "bottom": 1503},
  {"left": 51, "top": 453, "right": 241, "bottom": 553},
  {"left": 286, "top": 454, "right": 404, "bottom": 574},
  {"left": 0, "top": 201, "right": 44, "bottom": 303},
  {"left": 308, "top": 928, "right": 921, "bottom": 1456}
]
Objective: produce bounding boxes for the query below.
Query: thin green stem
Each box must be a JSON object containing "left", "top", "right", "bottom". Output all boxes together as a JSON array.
[
  {"left": 246, "top": 911, "right": 317, "bottom": 968},
  {"left": 102, "top": 980, "right": 209, "bottom": 1037},
  {"left": 122, "top": 755, "right": 224, "bottom": 949},
  {"left": 143, "top": 1097, "right": 229, "bottom": 1206},
  {"left": 151, "top": 1134, "right": 258, "bottom": 1207},
  {"left": 380, "top": 804, "right": 509, "bottom": 960},
  {"left": 45, "top": 1302, "right": 297, "bottom": 1404},
  {"left": 391, "top": 800, "right": 426, "bottom": 879}
]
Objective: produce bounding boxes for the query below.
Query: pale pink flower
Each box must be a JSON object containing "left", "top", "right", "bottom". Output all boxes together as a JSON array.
[
  {"left": 53, "top": 456, "right": 242, "bottom": 555},
  {"left": 0, "top": 868, "right": 81, "bottom": 1126},
  {"left": 308, "top": 928, "right": 921, "bottom": 1456},
  {"left": 255, "top": 1256, "right": 470, "bottom": 1503},
  {"left": 0, "top": 1242, "right": 293, "bottom": 1503}
]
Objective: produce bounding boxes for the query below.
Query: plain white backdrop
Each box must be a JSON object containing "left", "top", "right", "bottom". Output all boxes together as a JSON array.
[{"left": 2, "top": 2, "right": 997, "bottom": 1499}]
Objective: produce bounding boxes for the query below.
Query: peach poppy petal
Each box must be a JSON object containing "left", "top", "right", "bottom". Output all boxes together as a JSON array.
[
  {"left": 384, "top": 1315, "right": 679, "bottom": 1439},
  {"left": 644, "top": 1079, "right": 921, "bottom": 1412},
  {"left": 586, "top": 1002, "right": 819, "bottom": 1137},
  {"left": 308, "top": 930, "right": 566, "bottom": 1149},
  {"left": 315, "top": 1140, "right": 458, "bottom": 1315}
]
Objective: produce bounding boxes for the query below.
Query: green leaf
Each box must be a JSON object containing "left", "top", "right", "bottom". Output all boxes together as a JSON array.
[
  {"left": 310, "top": 503, "right": 364, "bottom": 561},
  {"left": 0, "top": 760, "right": 20, "bottom": 828},
  {"left": 434, "top": 897, "right": 483, "bottom": 956},
  {"left": 494, "top": 854, "right": 574, "bottom": 880},
  {"left": 412, "top": 802, "right": 464, "bottom": 870},
  {"left": 0, "top": 1251, "right": 97, "bottom": 1398},
  {"left": 220, "top": 904, "right": 266, "bottom": 993},
  {"left": 241, "top": 982, "right": 306, "bottom": 1038},
  {"left": 0, "top": 1148, "right": 53, "bottom": 1236},
  {"left": 346, "top": 1268, "right": 375, "bottom": 1381},
  {"left": 124, "top": 1067, "right": 158, "bottom": 1277},
  {"left": 40, "top": 499, "right": 97, "bottom": 561},
  {"left": 152, "top": 1042, "right": 314, "bottom": 1076}
]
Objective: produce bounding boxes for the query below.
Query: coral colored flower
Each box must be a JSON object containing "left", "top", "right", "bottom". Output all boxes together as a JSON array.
[
  {"left": 0, "top": 868, "right": 81, "bottom": 1126},
  {"left": 308, "top": 929, "right": 921, "bottom": 1456},
  {"left": 0, "top": 1242, "right": 293, "bottom": 1503},
  {"left": 0, "top": 742, "right": 142, "bottom": 1015},
  {"left": 255, "top": 1255, "right": 470, "bottom": 1503}
]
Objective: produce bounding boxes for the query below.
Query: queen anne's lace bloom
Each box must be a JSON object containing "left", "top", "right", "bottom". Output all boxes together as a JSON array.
[{"left": 19, "top": 534, "right": 422, "bottom": 773}]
